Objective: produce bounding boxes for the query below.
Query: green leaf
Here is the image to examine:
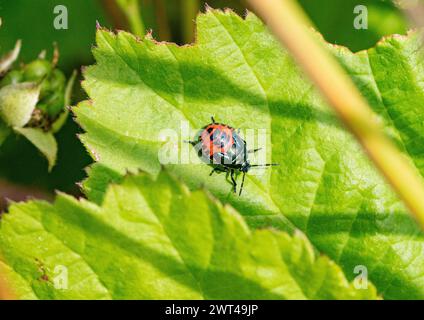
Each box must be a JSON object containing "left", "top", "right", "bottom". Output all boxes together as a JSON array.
[
  {"left": 82, "top": 163, "right": 124, "bottom": 204},
  {"left": 74, "top": 10, "right": 424, "bottom": 299},
  {"left": 0, "top": 82, "right": 39, "bottom": 128},
  {"left": 0, "top": 171, "right": 377, "bottom": 299},
  {"left": 13, "top": 127, "right": 57, "bottom": 171}
]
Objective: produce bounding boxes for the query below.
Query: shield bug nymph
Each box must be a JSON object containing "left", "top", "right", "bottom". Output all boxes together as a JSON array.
[{"left": 187, "top": 116, "right": 278, "bottom": 195}]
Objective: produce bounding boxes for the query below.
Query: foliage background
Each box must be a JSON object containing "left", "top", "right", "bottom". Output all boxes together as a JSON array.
[
  {"left": 0, "top": 0, "right": 420, "bottom": 300},
  {"left": 0, "top": 0, "right": 407, "bottom": 201}
]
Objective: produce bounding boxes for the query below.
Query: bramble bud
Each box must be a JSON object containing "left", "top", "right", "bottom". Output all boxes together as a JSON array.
[
  {"left": 41, "top": 90, "right": 65, "bottom": 117},
  {"left": 23, "top": 59, "right": 52, "bottom": 81},
  {"left": 0, "top": 45, "right": 71, "bottom": 132},
  {"left": 49, "top": 69, "right": 66, "bottom": 91},
  {"left": 0, "top": 82, "right": 40, "bottom": 128}
]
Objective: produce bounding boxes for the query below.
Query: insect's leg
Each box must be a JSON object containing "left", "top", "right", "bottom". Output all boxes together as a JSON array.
[
  {"left": 183, "top": 140, "right": 197, "bottom": 146},
  {"left": 250, "top": 163, "right": 280, "bottom": 167},
  {"left": 209, "top": 167, "right": 221, "bottom": 176},
  {"left": 230, "top": 169, "right": 237, "bottom": 193},
  {"left": 248, "top": 148, "right": 262, "bottom": 154},
  {"left": 211, "top": 166, "right": 229, "bottom": 177},
  {"left": 239, "top": 172, "right": 246, "bottom": 196},
  {"left": 224, "top": 169, "right": 230, "bottom": 183},
  {"left": 211, "top": 116, "right": 216, "bottom": 123}
]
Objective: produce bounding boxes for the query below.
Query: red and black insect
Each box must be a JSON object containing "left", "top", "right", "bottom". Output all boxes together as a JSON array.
[{"left": 187, "top": 116, "right": 278, "bottom": 195}]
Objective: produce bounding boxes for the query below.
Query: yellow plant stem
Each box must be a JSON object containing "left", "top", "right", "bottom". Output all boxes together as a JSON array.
[
  {"left": 116, "top": 0, "right": 145, "bottom": 37},
  {"left": 182, "top": 0, "right": 200, "bottom": 43},
  {"left": 248, "top": 0, "right": 424, "bottom": 229}
]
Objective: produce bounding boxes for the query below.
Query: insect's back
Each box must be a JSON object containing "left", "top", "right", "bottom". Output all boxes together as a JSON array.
[
  {"left": 199, "top": 123, "right": 247, "bottom": 167},
  {"left": 191, "top": 117, "right": 278, "bottom": 196}
]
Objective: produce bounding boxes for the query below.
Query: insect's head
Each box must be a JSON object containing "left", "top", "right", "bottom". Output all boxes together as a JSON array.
[{"left": 241, "top": 161, "right": 251, "bottom": 173}]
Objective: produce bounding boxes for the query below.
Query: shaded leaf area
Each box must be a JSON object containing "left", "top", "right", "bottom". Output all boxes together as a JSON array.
[
  {"left": 74, "top": 10, "right": 424, "bottom": 299},
  {"left": 0, "top": 171, "right": 376, "bottom": 299}
]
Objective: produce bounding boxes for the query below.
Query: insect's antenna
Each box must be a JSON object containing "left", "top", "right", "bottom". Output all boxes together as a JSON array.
[
  {"left": 183, "top": 140, "right": 196, "bottom": 146},
  {"left": 250, "top": 163, "right": 279, "bottom": 168},
  {"left": 211, "top": 116, "right": 216, "bottom": 123},
  {"left": 239, "top": 171, "right": 246, "bottom": 196}
]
